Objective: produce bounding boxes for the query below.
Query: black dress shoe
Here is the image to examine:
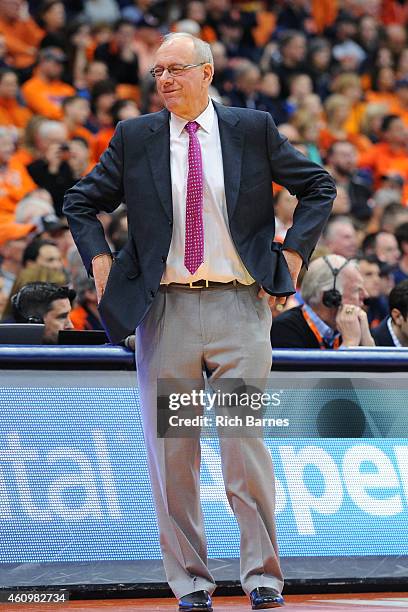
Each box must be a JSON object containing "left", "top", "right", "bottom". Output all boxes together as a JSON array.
[
  {"left": 178, "top": 590, "right": 213, "bottom": 611},
  {"left": 250, "top": 587, "right": 284, "bottom": 609}
]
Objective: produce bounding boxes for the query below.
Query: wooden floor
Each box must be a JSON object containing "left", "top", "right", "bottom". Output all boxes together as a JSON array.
[{"left": 2, "top": 592, "right": 408, "bottom": 611}]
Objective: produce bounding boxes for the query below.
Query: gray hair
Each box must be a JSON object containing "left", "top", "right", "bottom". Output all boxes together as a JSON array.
[
  {"left": 159, "top": 33, "right": 214, "bottom": 68},
  {"left": 234, "top": 60, "right": 260, "bottom": 80},
  {"left": 301, "top": 255, "right": 357, "bottom": 307},
  {"left": 323, "top": 215, "right": 355, "bottom": 241},
  {"left": 0, "top": 126, "right": 13, "bottom": 140},
  {"left": 37, "top": 120, "right": 67, "bottom": 140},
  {"left": 15, "top": 195, "right": 54, "bottom": 223}
]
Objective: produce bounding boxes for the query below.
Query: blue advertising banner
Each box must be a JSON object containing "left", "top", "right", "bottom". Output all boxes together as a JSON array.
[{"left": 0, "top": 371, "right": 407, "bottom": 563}]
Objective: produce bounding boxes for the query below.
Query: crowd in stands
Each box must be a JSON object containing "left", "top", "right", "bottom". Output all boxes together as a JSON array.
[{"left": 0, "top": 0, "right": 408, "bottom": 347}]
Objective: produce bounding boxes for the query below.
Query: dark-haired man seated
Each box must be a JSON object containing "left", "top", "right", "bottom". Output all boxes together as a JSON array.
[
  {"left": 372, "top": 280, "right": 408, "bottom": 347},
  {"left": 11, "top": 282, "right": 75, "bottom": 344}
]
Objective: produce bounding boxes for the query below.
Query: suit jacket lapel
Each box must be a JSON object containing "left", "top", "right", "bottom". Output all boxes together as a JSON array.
[
  {"left": 214, "top": 102, "right": 243, "bottom": 221},
  {"left": 145, "top": 109, "right": 173, "bottom": 221}
]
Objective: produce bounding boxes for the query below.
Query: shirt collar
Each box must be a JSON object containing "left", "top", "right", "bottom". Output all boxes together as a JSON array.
[
  {"left": 303, "top": 304, "right": 338, "bottom": 346},
  {"left": 170, "top": 98, "right": 214, "bottom": 137},
  {"left": 387, "top": 316, "right": 402, "bottom": 347}
]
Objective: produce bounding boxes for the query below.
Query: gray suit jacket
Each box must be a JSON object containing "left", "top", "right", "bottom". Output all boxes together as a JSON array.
[{"left": 63, "top": 102, "right": 336, "bottom": 343}]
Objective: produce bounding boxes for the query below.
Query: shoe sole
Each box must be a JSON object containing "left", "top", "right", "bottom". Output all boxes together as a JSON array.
[
  {"left": 179, "top": 608, "right": 213, "bottom": 612},
  {"left": 252, "top": 602, "right": 284, "bottom": 609}
]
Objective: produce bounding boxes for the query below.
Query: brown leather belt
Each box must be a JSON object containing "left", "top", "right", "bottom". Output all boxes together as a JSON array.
[{"left": 167, "top": 279, "right": 244, "bottom": 289}]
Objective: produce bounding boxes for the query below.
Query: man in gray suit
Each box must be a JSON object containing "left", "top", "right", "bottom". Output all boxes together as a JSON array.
[{"left": 64, "top": 33, "right": 336, "bottom": 611}]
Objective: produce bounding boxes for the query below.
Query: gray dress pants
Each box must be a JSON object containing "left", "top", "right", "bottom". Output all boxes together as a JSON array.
[{"left": 135, "top": 283, "right": 283, "bottom": 598}]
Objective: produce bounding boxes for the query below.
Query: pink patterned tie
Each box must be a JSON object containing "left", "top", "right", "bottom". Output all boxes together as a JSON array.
[{"left": 184, "top": 121, "right": 204, "bottom": 274}]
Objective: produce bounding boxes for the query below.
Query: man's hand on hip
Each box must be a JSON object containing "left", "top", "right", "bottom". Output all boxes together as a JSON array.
[
  {"left": 92, "top": 253, "right": 113, "bottom": 303},
  {"left": 257, "top": 248, "right": 302, "bottom": 308}
]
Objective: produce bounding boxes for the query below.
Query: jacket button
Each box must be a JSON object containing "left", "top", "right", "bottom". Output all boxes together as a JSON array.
[
  {"left": 150, "top": 290, "right": 155, "bottom": 298},
  {"left": 161, "top": 256, "right": 166, "bottom": 263},
  {"left": 169, "top": 220, "right": 173, "bottom": 226}
]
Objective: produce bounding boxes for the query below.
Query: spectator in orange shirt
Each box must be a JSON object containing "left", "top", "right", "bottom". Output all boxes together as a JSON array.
[
  {"left": 0, "top": 68, "right": 32, "bottom": 131},
  {"left": 358, "top": 114, "right": 408, "bottom": 192},
  {"left": 0, "top": 126, "right": 37, "bottom": 221},
  {"left": 21, "top": 47, "right": 75, "bottom": 120},
  {"left": 61, "top": 95, "right": 93, "bottom": 148},
  {"left": 0, "top": 0, "right": 44, "bottom": 70}
]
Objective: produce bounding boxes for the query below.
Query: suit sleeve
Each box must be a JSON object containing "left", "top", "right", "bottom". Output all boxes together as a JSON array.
[
  {"left": 63, "top": 122, "right": 125, "bottom": 274},
  {"left": 265, "top": 113, "right": 336, "bottom": 266}
]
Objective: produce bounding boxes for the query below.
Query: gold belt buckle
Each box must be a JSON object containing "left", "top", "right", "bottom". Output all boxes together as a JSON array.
[{"left": 188, "top": 280, "right": 209, "bottom": 288}]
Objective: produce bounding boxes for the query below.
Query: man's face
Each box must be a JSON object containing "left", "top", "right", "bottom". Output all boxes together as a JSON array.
[
  {"left": 0, "top": 72, "right": 18, "bottom": 98},
  {"left": 1, "top": 0, "right": 21, "bottom": 20},
  {"left": 36, "top": 245, "right": 64, "bottom": 270},
  {"left": 358, "top": 260, "right": 381, "bottom": 297},
  {"left": 66, "top": 99, "right": 90, "bottom": 124},
  {"left": 284, "top": 35, "right": 306, "bottom": 63},
  {"left": 237, "top": 68, "right": 260, "bottom": 96},
  {"left": 375, "top": 233, "right": 400, "bottom": 266},
  {"left": 115, "top": 24, "right": 136, "bottom": 48},
  {"left": 154, "top": 38, "right": 213, "bottom": 119},
  {"left": 341, "top": 266, "right": 368, "bottom": 307},
  {"left": 0, "top": 132, "right": 15, "bottom": 164},
  {"left": 68, "top": 140, "right": 90, "bottom": 171},
  {"left": 328, "top": 224, "right": 358, "bottom": 258},
  {"left": 391, "top": 308, "right": 408, "bottom": 346},
  {"left": 41, "top": 51, "right": 65, "bottom": 80},
  {"left": 1, "top": 238, "right": 26, "bottom": 265},
  {"left": 86, "top": 61, "right": 108, "bottom": 87},
  {"left": 384, "top": 117, "right": 407, "bottom": 148},
  {"left": 330, "top": 142, "right": 357, "bottom": 175},
  {"left": 43, "top": 298, "right": 73, "bottom": 344}
]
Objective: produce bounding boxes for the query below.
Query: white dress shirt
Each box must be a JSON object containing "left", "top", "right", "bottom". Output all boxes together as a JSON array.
[{"left": 161, "top": 100, "right": 254, "bottom": 284}]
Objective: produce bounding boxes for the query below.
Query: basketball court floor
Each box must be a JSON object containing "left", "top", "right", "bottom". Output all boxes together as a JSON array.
[{"left": 2, "top": 592, "right": 408, "bottom": 611}]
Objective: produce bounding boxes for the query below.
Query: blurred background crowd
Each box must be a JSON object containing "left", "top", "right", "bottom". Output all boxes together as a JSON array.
[{"left": 0, "top": 0, "right": 408, "bottom": 347}]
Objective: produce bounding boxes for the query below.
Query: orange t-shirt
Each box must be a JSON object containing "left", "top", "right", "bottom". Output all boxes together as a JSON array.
[
  {"left": 358, "top": 142, "right": 408, "bottom": 186},
  {"left": 0, "top": 16, "right": 44, "bottom": 69},
  {"left": 311, "top": 0, "right": 338, "bottom": 33},
  {"left": 358, "top": 142, "right": 408, "bottom": 204},
  {"left": 92, "top": 127, "right": 114, "bottom": 161},
  {"left": 21, "top": 73, "right": 75, "bottom": 120},
  {"left": 0, "top": 157, "right": 37, "bottom": 220},
  {"left": 10, "top": 147, "right": 35, "bottom": 168},
  {"left": 365, "top": 91, "right": 399, "bottom": 112},
  {"left": 0, "top": 97, "right": 32, "bottom": 129},
  {"left": 344, "top": 102, "right": 367, "bottom": 136}
]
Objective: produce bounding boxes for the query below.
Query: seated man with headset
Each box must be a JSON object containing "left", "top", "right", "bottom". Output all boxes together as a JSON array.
[
  {"left": 271, "top": 255, "right": 375, "bottom": 349},
  {"left": 11, "top": 282, "right": 75, "bottom": 344}
]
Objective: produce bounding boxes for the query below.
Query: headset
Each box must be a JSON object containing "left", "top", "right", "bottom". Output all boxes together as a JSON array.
[
  {"left": 11, "top": 290, "right": 44, "bottom": 324},
  {"left": 322, "top": 256, "right": 350, "bottom": 309}
]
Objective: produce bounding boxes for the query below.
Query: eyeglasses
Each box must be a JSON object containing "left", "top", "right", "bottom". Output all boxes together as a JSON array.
[{"left": 150, "top": 62, "right": 206, "bottom": 79}]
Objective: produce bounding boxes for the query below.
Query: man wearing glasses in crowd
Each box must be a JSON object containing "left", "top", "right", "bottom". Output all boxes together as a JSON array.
[{"left": 64, "top": 33, "right": 336, "bottom": 611}]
